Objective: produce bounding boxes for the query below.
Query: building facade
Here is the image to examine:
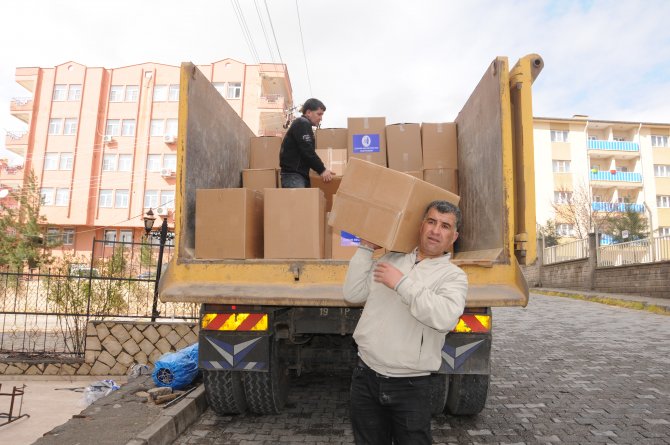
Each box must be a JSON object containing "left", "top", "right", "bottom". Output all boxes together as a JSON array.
[
  {"left": 5, "top": 59, "right": 292, "bottom": 256},
  {"left": 534, "top": 116, "right": 670, "bottom": 240}
]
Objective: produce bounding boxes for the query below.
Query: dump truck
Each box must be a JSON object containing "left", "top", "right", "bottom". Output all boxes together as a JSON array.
[{"left": 159, "top": 54, "right": 544, "bottom": 416}]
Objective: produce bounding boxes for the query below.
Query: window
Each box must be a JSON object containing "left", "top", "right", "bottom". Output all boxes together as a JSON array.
[
  {"left": 110, "top": 85, "right": 124, "bottom": 102},
  {"left": 150, "top": 119, "right": 164, "bottom": 136},
  {"left": 144, "top": 190, "right": 159, "bottom": 208},
  {"left": 651, "top": 135, "right": 669, "bottom": 147},
  {"left": 41, "top": 188, "right": 55, "bottom": 206},
  {"left": 654, "top": 165, "right": 670, "bottom": 177},
  {"left": 60, "top": 153, "right": 73, "bottom": 170},
  {"left": 115, "top": 189, "right": 129, "bottom": 208},
  {"left": 554, "top": 191, "right": 572, "bottom": 204},
  {"left": 48, "top": 118, "right": 63, "bottom": 135},
  {"left": 63, "top": 228, "right": 75, "bottom": 245},
  {"left": 102, "top": 154, "right": 117, "bottom": 171},
  {"left": 552, "top": 160, "right": 571, "bottom": 173},
  {"left": 55, "top": 188, "right": 70, "bottom": 206},
  {"left": 213, "top": 83, "right": 226, "bottom": 96},
  {"left": 227, "top": 82, "right": 242, "bottom": 99},
  {"left": 659, "top": 227, "right": 670, "bottom": 237},
  {"left": 121, "top": 119, "right": 136, "bottom": 136},
  {"left": 168, "top": 84, "right": 179, "bottom": 101},
  {"left": 105, "top": 119, "right": 120, "bottom": 136},
  {"left": 160, "top": 190, "right": 175, "bottom": 208},
  {"left": 658, "top": 195, "right": 670, "bottom": 208},
  {"left": 104, "top": 230, "right": 117, "bottom": 246},
  {"left": 557, "top": 224, "right": 575, "bottom": 237},
  {"left": 588, "top": 135, "right": 597, "bottom": 141},
  {"left": 165, "top": 119, "right": 178, "bottom": 136},
  {"left": 68, "top": 85, "right": 82, "bottom": 101},
  {"left": 44, "top": 153, "right": 59, "bottom": 170},
  {"left": 163, "top": 154, "right": 177, "bottom": 171},
  {"left": 46, "top": 228, "right": 61, "bottom": 246},
  {"left": 53, "top": 84, "right": 67, "bottom": 101},
  {"left": 125, "top": 85, "right": 139, "bottom": 102},
  {"left": 119, "top": 230, "right": 133, "bottom": 244},
  {"left": 64, "top": 118, "right": 78, "bottom": 135},
  {"left": 99, "top": 189, "right": 113, "bottom": 208},
  {"left": 617, "top": 197, "right": 629, "bottom": 204},
  {"left": 147, "top": 154, "right": 162, "bottom": 172},
  {"left": 118, "top": 154, "right": 133, "bottom": 172},
  {"left": 550, "top": 130, "right": 568, "bottom": 142},
  {"left": 153, "top": 85, "right": 168, "bottom": 102}
]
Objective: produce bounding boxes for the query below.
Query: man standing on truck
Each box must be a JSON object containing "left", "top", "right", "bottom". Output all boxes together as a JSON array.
[
  {"left": 343, "top": 200, "right": 468, "bottom": 445},
  {"left": 279, "top": 98, "right": 335, "bottom": 188}
]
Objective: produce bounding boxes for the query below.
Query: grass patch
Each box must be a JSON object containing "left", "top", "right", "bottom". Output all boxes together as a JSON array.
[{"left": 534, "top": 290, "right": 670, "bottom": 316}]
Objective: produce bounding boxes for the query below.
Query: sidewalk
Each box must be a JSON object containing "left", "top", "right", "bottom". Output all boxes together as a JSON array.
[{"left": 534, "top": 287, "right": 670, "bottom": 312}]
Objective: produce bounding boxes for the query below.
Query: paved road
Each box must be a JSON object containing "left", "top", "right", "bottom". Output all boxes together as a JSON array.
[{"left": 174, "top": 293, "right": 670, "bottom": 444}]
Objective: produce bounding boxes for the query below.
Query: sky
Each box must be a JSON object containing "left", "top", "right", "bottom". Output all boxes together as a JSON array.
[{"left": 1, "top": 0, "right": 669, "bottom": 165}]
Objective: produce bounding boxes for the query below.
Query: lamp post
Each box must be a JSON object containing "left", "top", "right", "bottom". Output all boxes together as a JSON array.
[{"left": 144, "top": 209, "right": 171, "bottom": 322}]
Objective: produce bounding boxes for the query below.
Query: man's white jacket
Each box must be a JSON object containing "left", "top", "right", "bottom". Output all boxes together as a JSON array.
[{"left": 344, "top": 246, "right": 468, "bottom": 376}]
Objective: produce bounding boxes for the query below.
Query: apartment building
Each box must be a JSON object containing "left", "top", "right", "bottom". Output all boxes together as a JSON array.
[
  {"left": 5, "top": 59, "right": 292, "bottom": 256},
  {"left": 534, "top": 116, "right": 670, "bottom": 240}
]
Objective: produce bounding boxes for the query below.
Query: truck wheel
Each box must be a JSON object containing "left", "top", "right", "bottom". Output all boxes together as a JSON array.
[
  {"left": 202, "top": 369, "right": 247, "bottom": 415},
  {"left": 429, "top": 374, "right": 449, "bottom": 416},
  {"left": 445, "top": 374, "right": 489, "bottom": 416},
  {"left": 243, "top": 346, "right": 289, "bottom": 414}
]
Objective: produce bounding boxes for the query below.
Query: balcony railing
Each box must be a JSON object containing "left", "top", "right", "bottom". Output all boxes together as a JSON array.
[
  {"left": 588, "top": 139, "right": 639, "bottom": 152},
  {"left": 5, "top": 131, "right": 28, "bottom": 145},
  {"left": 259, "top": 95, "right": 285, "bottom": 109},
  {"left": 590, "top": 171, "right": 642, "bottom": 182},
  {"left": 591, "top": 202, "right": 644, "bottom": 212}
]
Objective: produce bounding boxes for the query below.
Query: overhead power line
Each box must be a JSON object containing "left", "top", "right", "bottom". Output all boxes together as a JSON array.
[
  {"left": 295, "top": 0, "right": 313, "bottom": 96},
  {"left": 264, "top": 0, "right": 285, "bottom": 67},
  {"left": 231, "top": 0, "right": 260, "bottom": 64}
]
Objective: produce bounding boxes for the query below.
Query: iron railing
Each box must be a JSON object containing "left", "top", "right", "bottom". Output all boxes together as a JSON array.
[
  {"left": 597, "top": 235, "right": 670, "bottom": 267},
  {"left": 543, "top": 238, "right": 590, "bottom": 265}
]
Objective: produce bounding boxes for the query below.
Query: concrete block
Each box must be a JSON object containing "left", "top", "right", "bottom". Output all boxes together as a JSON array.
[
  {"left": 117, "top": 351, "right": 135, "bottom": 367},
  {"left": 43, "top": 364, "right": 60, "bottom": 375},
  {"left": 129, "top": 326, "right": 145, "bottom": 343},
  {"left": 175, "top": 339, "right": 189, "bottom": 350},
  {"left": 90, "top": 361, "right": 111, "bottom": 375},
  {"left": 134, "top": 352, "right": 149, "bottom": 366},
  {"left": 135, "top": 415, "right": 177, "bottom": 445},
  {"left": 25, "top": 365, "right": 42, "bottom": 375},
  {"left": 174, "top": 323, "right": 192, "bottom": 337},
  {"left": 85, "top": 350, "right": 100, "bottom": 364},
  {"left": 0, "top": 363, "right": 8, "bottom": 373},
  {"left": 166, "top": 330, "right": 181, "bottom": 346},
  {"left": 155, "top": 338, "right": 173, "bottom": 354},
  {"left": 98, "top": 350, "right": 117, "bottom": 368},
  {"left": 139, "top": 339, "right": 155, "bottom": 355},
  {"left": 4, "top": 365, "right": 24, "bottom": 375},
  {"left": 86, "top": 322, "right": 98, "bottom": 337},
  {"left": 183, "top": 331, "right": 198, "bottom": 345},
  {"left": 76, "top": 363, "right": 92, "bottom": 375},
  {"left": 102, "top": 336, "right": 123, "bottom": 357},
  {"left": 157, "top": 324, "right": 173, "bottom": 337},
  {"left": 96, "top": 323, "right": 110, "bottom": 340},
  {"left": 143, "top": 326, "right": 160, "bottom": 343},
  {"left": 111, "top": 324, "right": 132, "bottom": 344},
  {"left": 123, "top": 339, "right": 141, "bottom": 356},
  {"left": 110, "top": 362, "right": 129, "bottom": 376},
  {"left": 149, "top": 349, "right": 163, "bottom": 364},
  {"left": 61, "top": 363, "right": 78, "bottom": 375},
  {"left": 87, "top": 336, "right": 102, "bottom": 351}
]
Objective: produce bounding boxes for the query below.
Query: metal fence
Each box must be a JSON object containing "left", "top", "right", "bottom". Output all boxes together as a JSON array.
[
  {"left": 543, "top": 238, "right": 590, "bottom": 265},
  {"left": 597, "top": 235, "right": 670, "bottom": 267},
  {"left": 0, "top": 239, "right": 198, "bottom": 359}
]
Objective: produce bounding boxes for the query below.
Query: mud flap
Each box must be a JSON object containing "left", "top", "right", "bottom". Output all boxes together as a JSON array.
[
  {"left": 438, "top": 332, "right": 491, "bottom": 375},
  {"left": 199, "top": 332, "right": 271, "bottom": 371}
]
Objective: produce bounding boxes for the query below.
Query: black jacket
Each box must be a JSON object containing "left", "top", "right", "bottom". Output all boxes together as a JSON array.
[{"left": 279, "top": 116, "right": 326, "bottom": 179}]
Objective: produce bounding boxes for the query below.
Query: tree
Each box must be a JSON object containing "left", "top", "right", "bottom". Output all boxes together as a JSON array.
[
  {"left": 551, "top": 182, "right": 614, "bottom": 239},
  {"left": 0, "top": 170, "right": 54, "bottom": 269},
  {"left": 607, "top": 207, "right": 649, "bottom": 243},
  {"left": 538, "top": 220, "right": 560, "bottom": 247}
]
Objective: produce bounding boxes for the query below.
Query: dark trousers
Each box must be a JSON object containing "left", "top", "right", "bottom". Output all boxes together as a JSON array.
[
  {"left": 350, "top": 360, "right": 432, "bottom": 445},
  {"left": 280, "top": 172, "right": 310, "bottom": 188}
]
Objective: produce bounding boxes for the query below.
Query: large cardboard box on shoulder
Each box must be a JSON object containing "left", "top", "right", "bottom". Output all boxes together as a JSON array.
[
  {"left": 421, "top": 123, "right": 458, "bottom": 169},
  {"left": 347, "top": 117, "right": 387, "bottom": 167},
  {"left": 423, "top": 168, "right": 459, "bottom": 195},
  {"left": 386, "top": 123, "right": 422, "bottom": 172},
  {"left": 264, "top": 188, "right": 326, "bottom": 259},
  {"left": 250, "top": 136, "right": 282, "bottom": 169},
  {"left": 329, "top": 159, "right": 460, "bottom": 253},
  {"left": 195, "top": 188, "right": 264, "bottom": 259},
  {"left": 242, "top": 168, "right": 278, "bottom": 191}
]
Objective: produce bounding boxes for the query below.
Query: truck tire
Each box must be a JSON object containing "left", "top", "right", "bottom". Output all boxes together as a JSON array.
[
  {"left": 202, "top": 369, "right": 247, "bottom": 415},
  {"left": 429, "top": 374, "right": 449, "bottom": 416},
  {"left": 445, "top": 374, "right": 489, "bottom": 416},
  {"left": 243, "top": 347, "right": 289, "bottom": 414}
]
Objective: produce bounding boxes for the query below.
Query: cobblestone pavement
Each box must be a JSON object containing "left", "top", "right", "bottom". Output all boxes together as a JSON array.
[{"left": 174, "top": 293, "right": 670, "bottom": 444}]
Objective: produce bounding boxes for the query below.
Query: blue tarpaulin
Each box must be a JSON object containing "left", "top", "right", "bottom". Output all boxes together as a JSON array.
[{"left": 152, "top": 343, "right": 199, "bottom": 389}]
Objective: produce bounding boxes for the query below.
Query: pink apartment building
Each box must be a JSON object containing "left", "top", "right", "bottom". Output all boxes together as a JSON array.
[{"left": 5, "top": 59, "right": 292, "bottom": 257}]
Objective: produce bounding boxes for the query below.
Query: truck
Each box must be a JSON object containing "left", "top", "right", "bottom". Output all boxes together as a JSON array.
[{"left": 159, "top": 54, "right": 544, "bottom": 416}]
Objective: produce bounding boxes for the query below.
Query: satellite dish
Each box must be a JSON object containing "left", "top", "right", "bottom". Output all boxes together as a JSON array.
[{"left": 0, "top": 189, "right": 9, "bottom": 198}]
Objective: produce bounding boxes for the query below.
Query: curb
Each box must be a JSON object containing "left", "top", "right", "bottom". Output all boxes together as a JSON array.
[
  {"left": 125, "top": 384, "right": 207, "bottom": 445},
  {"left": 534, "top": 289, "right": 670, "bottom": 313}
]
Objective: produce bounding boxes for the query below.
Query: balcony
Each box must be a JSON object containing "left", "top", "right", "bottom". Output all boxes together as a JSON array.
[
  {"left": 590, "top": 171, "right": 642, "bottom": 183},
  {"left": 4, "top": 131, "right": 28, "bottom": 156},
  {"left": 591, "top": 202, "right": 644, "bottom": 213},
  {"left": 10, "top": 97, "right": 33, "bottom": 123},
  {"left": 259, "top": 94, "right": 285, "bottom": 110},
  {"left": 588, "top": 139, "right": 639, "bottom": 152}
]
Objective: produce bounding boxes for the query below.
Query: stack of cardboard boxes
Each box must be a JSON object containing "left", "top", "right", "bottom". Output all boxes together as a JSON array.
[{"left": 195, "top": 120, "right": 460, "bottom": 260}]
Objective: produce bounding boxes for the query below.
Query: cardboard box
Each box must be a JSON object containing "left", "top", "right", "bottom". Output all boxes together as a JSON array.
[
  {"left": 316, "top": 128, "right": 348, "bottom": 150},
  {"left": 423, "top": 168, "right": 459, "bottom": 194},
  {"left": 329, "top": 158, "right": 460, "bottom": 253},
  {"left": 386, "top": 123, "right": 423, "bottom": 172},
  {"left": 331, "top": 229, "right": 360, "bottom": 260},
  {"left": 195, "top": 188, "right": 263, "bottom": 259},
  {"left": 309, "top": 176, "right": 341, "bottom": 212},
  {"left": 250, "top": 136, "right": 282, "bottom": 169},
  {"left": 421, "top": 123, "right": 458, "bottom": 169},
  {"left": 264, "top": 188, "right": 325, "bottom": 259},
  {"left": 243, "top": 168, "right": 277, "bottom": 191},
  {"left": 404, "top": 171, "right": 423, "bottom": 180},
  {"left": 314, "top": 148, "right": 347, "bottom": 176},
  {"left": 347, "top": 117, "right": 387, "bottom": 166}
]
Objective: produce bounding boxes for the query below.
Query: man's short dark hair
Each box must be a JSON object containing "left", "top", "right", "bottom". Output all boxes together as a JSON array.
[
  {"left": 301, "top": 98, "right": 326, "bottom": 114},
  {"left": 423, "top": 200, "right": 462, "bottom": 230}
]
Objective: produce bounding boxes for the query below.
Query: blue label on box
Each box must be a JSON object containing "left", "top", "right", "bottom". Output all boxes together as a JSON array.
[
  {"left": 340, "top": 231, "right": 361, "bottom": 247},
  {"left": 352, "top": 134, "right": 380, "bottom": 153}
]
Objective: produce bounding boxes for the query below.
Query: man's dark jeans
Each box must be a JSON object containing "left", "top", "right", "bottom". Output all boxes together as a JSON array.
[
  {"left": 350, "top": 361, "right": 432, "bottom": 445},
  {"left": 280, "top": 172, "right": 310, "bottom": 188}
]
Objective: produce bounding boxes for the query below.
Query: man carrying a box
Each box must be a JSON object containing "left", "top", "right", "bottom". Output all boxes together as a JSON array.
[
  {"left": 279, "top": 98, "right": 335, "bottom": 188},
  {"left": 343, "top": 200, "right": 468, "bottom": 445}
]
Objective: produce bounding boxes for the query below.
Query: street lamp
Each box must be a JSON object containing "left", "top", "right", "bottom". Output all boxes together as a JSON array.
[{"left": 143, "top": 208, "right": 170, "bottom": 322}]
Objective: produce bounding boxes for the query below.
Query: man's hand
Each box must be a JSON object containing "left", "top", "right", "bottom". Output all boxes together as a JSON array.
[
  {"left": 373, "top": 262, "right": 404, "bottom": 290},
  {"left": 320, "top": 169, "right": 334, "bottom": 182}
]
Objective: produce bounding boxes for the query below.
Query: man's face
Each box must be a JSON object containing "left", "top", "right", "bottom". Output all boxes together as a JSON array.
[
  {"left": 305, "top": 108, "right": 324, "bottom": 127},
  {"left": 418, "top": 208, "right": 459, "bottom": 258}
]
